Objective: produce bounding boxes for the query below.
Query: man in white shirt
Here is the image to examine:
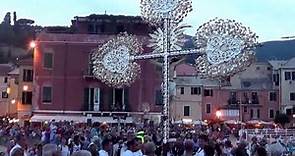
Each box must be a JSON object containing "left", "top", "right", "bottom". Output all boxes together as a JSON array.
[
  {"left": 9, "top": 133, "right": 27, "bottom": 156},
  {"left": 99, "top": 139, "right": 113, "bottom": 156},
  {"left": 123, "top": 139, "right": 139, "bottom": 156}
]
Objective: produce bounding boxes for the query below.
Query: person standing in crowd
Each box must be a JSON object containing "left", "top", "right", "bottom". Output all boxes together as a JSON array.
[
  {"left": 123, "top": 139, "right": 139, "bottom": 156},
  {"left": 133, "top": 137, "right": 143, "bottom": 156},
  {"left": 232, "top": 141, "right": 249, "bottom": 156},
  {"left": 72, "top": 135, "right": 81, "bottom": 153},
  {"left": 183, "top": 139, "right": 194, "bottom": 156},
  {"left": 99, "top": 139, "right": 113, "bottom": 156},
  {"left": 250, "top": 137, "right": 259, "bottom": 156},
  {"left": 254, "top": 146, "right": 267, "bottom": 156},
  {"left": 195, "top": 135, "right": 207, "bottom": 156},
  {"left": 223, "top": 140, "right": 233, "bottom": 156},
  {"left": 88, "top": 142, "right": 98, "bottom": 156},
  {"left": 143, "top": 142, "right": 156, "bottom": 156},
  {"left": 59, "top": 137, "right": 70, "bottom": 156},
  {"left": 9, "top": 133, "right": 27, "bottom": 156}
]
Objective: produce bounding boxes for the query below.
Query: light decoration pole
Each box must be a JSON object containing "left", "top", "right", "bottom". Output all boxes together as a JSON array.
[{"left": 92, "top": 0, "right": 258, "bottom": 143}]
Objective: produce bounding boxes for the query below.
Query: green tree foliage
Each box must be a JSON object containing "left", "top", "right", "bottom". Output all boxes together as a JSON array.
[{"left": 0, "top": 12, "right": 37, "bottom": 48}]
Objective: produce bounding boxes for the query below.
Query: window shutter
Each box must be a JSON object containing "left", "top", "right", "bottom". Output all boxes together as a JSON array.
[
  {"left": 83, "top": 88, "right": 89, "bottom": 111},
  {"left": 89, "top": 88, "right": 94, "bottom": 111},
  {"left": 109, "top": 89, "right": 113, "bottom": 110},
  {"left": 124, "top": 88, "right": 129, "bottom": 111},
  {"left": 100, "top": 89, "right": 104, "bottom": 111}
]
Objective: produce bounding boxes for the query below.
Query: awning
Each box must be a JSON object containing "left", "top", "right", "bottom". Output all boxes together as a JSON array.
[
  {"left": 31, "top": 115, "right": 86, "bottom": 123},
  {"left": 91, "top": 117, "right": 133, "bottom": 124},
  {"left": 30, "top": 115, "right": 134, "bottom": 123}
]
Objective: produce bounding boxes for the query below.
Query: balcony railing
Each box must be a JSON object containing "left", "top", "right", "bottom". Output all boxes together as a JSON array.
[{"left": 82, "top": 68, "right": 95, "bottom": 79}]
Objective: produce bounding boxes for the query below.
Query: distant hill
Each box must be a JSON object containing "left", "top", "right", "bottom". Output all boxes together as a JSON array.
[
  {"left": 255, "top": 39, "right": 295, "bottom": 61},
  {"left": 183, "top": 36, "right": 295, "bottom": 63}
]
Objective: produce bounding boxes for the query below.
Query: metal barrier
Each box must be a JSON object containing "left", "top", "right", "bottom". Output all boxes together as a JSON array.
[{"left": 245, "top": 129, "right": 295, "bottom": 137}]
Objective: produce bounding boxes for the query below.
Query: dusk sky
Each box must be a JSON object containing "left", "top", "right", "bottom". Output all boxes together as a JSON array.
[{"left": 1, "top": 0, "right": 295, "bottom": 41}]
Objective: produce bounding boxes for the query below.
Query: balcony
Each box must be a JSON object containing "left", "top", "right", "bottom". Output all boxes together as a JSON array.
[{"left": 82, "top": 68, "right": 95, "bottom": 79}]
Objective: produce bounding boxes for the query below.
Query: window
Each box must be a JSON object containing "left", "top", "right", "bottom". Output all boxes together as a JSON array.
[
  {"left": 191, "top": 87, "right": 201, "bottom": 95},
  {"left": 292, "top": 72, "right": 295, "bottom": 80},
  {"left": 290, "top": 92, "right": 295, "bottom": 101},
  {"left": 43, "top": 53, "right": 53, "bottom": 69},
  {"left": 273, "top": 74, "right": 279, "bottom": 86},
  {"left": 285, "top": 72, "right": 291, "bottom": 80},
  {"left": 269, "top": 109, "right": 274, "bottom": 118},
  {"left": 256, "top": 66, "right": 260, "bottom": 70},
  {"left": 23, "top": 69, "right": 33, "bottom": 82},
  {"left": 22, "top": 91, "right": 32, "bottom": 105},
  {"left": 180, "top": 87, "right": 184, "bottom": 95},
  {"left": 257, "top": 109, "right": 260, "bottom": 119},
  {"left": 96, "top": 24, "right": 105, "bottom": 33},
  {"left": 251, "top": 92, "right": 259, "bottom": 104},
  {"left": 244, "top": 106, "right": 247, "bottom": 113},
  {"left": 88, "top": 24, "right": 95, "bottom": 33},
  {"left": 286, "top": 109, "right": 292, "bottom": 115},
  {"left": 206, "top": 104, "right": 211, "bottom": 114},
  {"left": 42, "top": 86, "right": 52, "bottom": 103},
  {"left": 250, "top": 109, "right": 253, "bottom": 119},
  {"left": 4, "top": 77, "right": 7, "bottom": 83},
  {"left": 204, "top": 89, "right": 213, "bottom": 96},
  {"left": 229, "top": 92, "right": 237, "bottom": 104},
  {"left": 183, "top": 106, "right": 190, "bottom": 116},
  {"left": 155, "top": 90, "right": 163, "bottom": 105},
  {"left": 2, "top": 91, "right": 8, "bottom": 98},
  {"left": 269, "top": 92, "right": 277, "bottom": 101},
  {"left": 267, "top": 67, "right": 271, "bottom": 70},
  {"left": 84, "top": 88, "right": 101, "bottom": 111}
]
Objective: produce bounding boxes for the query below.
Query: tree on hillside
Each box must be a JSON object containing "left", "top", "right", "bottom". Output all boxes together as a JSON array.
[
  {"left": 274, "top": 113, "right": 290, "bottom": 128},
  {"left": 2, "top": 12, "right": 11, "bottom": 25}
]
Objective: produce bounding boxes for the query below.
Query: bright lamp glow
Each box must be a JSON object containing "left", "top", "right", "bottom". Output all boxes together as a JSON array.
[
  {"left": 11, "top": 99, "right": 16, "bottom": 104},
  {"left": 216, "top": 110, "right": 222, "bottom": 118},
  {"left": 23, "top": 85, "right": 28, "bottom": 91},
  {"left": 182, "top": 119, "right": 192, "bottom": 123},
  {"left": 30, "top": 41, "right": 36, "bottom": 49},
  {"left": 6, "top": 87, "right": 10, "bottom": 94}
]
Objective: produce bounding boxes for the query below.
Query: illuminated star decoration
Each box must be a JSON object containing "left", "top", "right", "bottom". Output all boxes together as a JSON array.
[
  {"left": 140, "top": 0, "right": 192, "bottom": 24},
  {"left": 194, "top": 18, "right": 259, "bottom": 79},
  {"left": 147, "top": 24, "right": 190, "bottom": 53},
  {"left": 142, "top": 0, "right": 192, "bottom": 54},
  {"left": 92, "top": 32, "right": 142, "bottom": 88}
]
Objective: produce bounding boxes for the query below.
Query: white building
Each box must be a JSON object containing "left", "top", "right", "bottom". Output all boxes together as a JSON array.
[{"left": 269, "top": 57, "right": 295, "bottom": 115}]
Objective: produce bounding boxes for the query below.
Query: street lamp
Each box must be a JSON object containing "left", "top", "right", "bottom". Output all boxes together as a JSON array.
[
  {"left": 216, "top": 110, "right": 222, "bottom": 119},
  {"left": 11, "top": 99, "right": 16, "bottom": 104},
  {"left": 6, "top": 87, "right": 11, "bottom": 94},
  {"left": 23, "top": 85, "right": 28, "bottom": 91},
  {"left": 29, "top": 41, "right": 36, "bottom": 49}
]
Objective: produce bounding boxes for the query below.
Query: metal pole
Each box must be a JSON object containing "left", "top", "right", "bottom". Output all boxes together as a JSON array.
[{"left": 162, "top": 18, "right": 170, "bottom": 144}]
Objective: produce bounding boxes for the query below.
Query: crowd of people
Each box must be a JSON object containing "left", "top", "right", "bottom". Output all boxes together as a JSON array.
[{"left": 0, "top": 118, "right": 294, "bottom": 156}]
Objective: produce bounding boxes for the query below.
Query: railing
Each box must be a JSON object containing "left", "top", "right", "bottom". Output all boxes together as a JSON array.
[
  {"left": 245, "top": 129, "right": 295, "bottom": 137},
  {"left": 82, "top": 69, "right": 94, "bottom": 78},
  {"left": 33, "top": 110, "right": 162, "bottom": 116}
]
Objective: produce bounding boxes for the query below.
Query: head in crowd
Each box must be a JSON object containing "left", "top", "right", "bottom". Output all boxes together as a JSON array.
[
  {"left": 72, "top": 150, "right": 92, "bottom": 156},
  {"left": 14, "top": 133, "right": 27, "bottom": 149},
  {"left": 127, "top": 138, "right": 140, "bottom": 152},
  {"left": 101, "top": 138, "right": 113, "bottom": 152},
  {"left": 143, "top": 142, "right": 156, "bottom": 156}
]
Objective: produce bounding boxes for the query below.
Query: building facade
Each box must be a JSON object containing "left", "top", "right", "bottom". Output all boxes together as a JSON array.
[
  {"left": 172, "top": 61, "right": 280, "bottom": 122},
  {"left": 32, "top": 14, "right": 162, "bottom": 122},
  {"left": 0, "top": 64, "right": 15, "bottom": 117},
  {"left": 269, "top": 58, "right": 295, "bottom": 125}
]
